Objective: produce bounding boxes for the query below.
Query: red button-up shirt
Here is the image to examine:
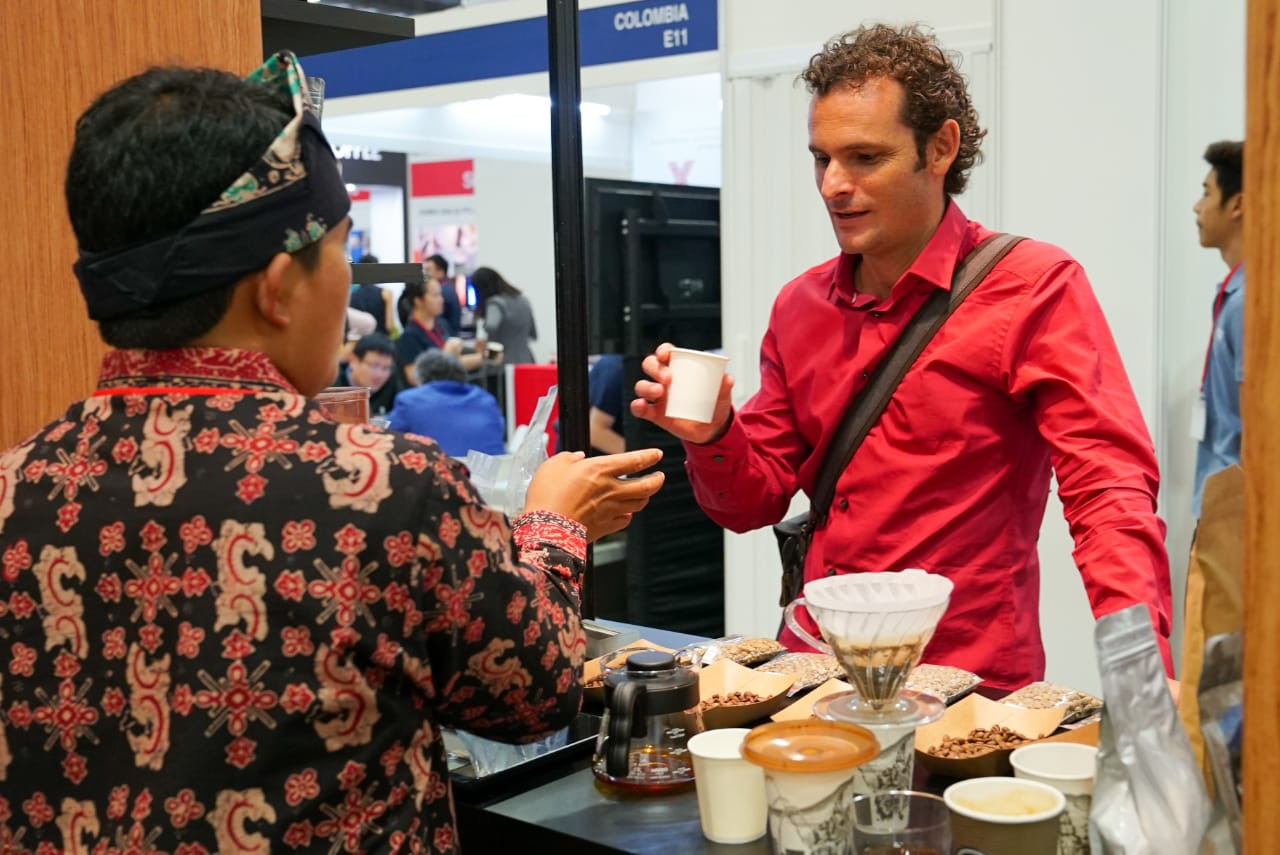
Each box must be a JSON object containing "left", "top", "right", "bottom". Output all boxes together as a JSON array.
[{"left": 685, "top": 203, "right": 1171, "bottom": 690}]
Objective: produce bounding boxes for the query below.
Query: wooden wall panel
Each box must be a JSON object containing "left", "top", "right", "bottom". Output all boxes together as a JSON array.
[
  {"left": 0, "top": 0, "right": 261, "bottom": 447},
  {"left": 1244, "top": 0, "right": 1279, "bottom": 847}
]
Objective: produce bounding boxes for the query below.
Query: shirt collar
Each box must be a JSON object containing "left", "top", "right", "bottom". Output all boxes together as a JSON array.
[
  {"left": 826, "top": 200, "right": 973, "bottom": 306},
  {"left": 97, "top": 347, "right": 298, "bottom": 393},
  {"left": 1224, "top": 264, "right": 1245, "bottom": 295}
]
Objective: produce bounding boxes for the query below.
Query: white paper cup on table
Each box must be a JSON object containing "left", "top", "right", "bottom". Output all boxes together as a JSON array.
[
  {"left": 664, "top": 347, "right": 728, "bottom": 423},
  {"left": 687, "top": 728, "right": 767, "bottom": 844},
  {"left": 945, "top": 776, "right": 1065, "bottom": 855},
  {"left": 1010, "top": 743, "right": 1097, "bottom": 855}
]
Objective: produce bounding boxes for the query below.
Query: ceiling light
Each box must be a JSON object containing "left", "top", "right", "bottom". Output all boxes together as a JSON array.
[{"left": 489, "top": 93, "right": 610, "bottom": 117}]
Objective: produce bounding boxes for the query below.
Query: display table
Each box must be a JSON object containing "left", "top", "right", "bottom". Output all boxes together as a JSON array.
[
  {"left": 457, "top": 756, "right": 768, "bottom": 854},
  {"left": 452, "top": 621, "right": 955, "bottom": 854}
]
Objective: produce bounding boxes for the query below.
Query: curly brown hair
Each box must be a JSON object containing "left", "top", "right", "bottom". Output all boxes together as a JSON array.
[{"left": 801, "top": 23, "right": 985, "bottom": 196}]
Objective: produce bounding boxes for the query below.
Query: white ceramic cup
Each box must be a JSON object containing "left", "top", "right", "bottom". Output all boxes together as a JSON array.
[
  {"left": 664, "top": 347, "right": 728, "bottom": 423},
  {"left": 687, "top": 728, "right": 767, "bottom": 844},
  {"left": 1010, "top": 742, "right": 1097, "bottom": 855}
]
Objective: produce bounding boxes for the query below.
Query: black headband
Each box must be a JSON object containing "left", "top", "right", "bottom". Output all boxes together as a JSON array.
[{"left": 73, "top": 52, "right": 351, "bottom": 322}]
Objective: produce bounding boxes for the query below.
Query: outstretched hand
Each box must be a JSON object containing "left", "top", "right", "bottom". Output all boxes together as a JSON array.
[
  {"left": 630, "top": 342, "right": 734, "bottom": 444},
  {"left": 523, "top": 448, "right": 666, "bottom": 542}
]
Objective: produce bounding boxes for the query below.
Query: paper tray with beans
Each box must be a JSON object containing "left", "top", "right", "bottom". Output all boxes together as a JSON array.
[
  {"left": 1000, "top": 680, "right": 1103, "bottom": 724},
  {"left": 752, "top": 652, "right": 846, "bottom": 694},
  {"left": 695, "top": 636, "right": 788, "bottom": 667},
  {"left": 903, "top": 663, "right": 983, "bottom": 704}
]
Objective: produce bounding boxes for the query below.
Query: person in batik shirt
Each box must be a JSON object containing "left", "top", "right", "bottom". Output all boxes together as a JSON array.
[{"left": 0, "top": 53, "right": 664, "bottom": 854}]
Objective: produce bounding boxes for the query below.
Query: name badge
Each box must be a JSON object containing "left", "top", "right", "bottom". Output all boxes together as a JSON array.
[{"left": 1190, "top": 396, "right": 1207, "bottom": 442}]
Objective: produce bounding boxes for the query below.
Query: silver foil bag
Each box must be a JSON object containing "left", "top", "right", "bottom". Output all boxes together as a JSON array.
[{"left": 1089, "top": 605, "right": 1210, "bottom": 854}]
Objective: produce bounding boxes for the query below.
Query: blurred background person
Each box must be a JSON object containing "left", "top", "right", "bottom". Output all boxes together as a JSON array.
[
  {"left": 473, "top": 265, "right": 538, "bottom": 364},
  {"left": 425, "top": 252, "right": 462, "bottom": 333},
  {"left": 337, "top": 332, "right": 400, "bottom": 416},
  {"left": 588, "top": 353, "right": 626, "bottom": 454},
  {"left": 349, "top": 254, "right": 399, "bottom": 336},
  {"left": 395, "top": 277, "right": 490, "bottom": 383},
  {"left": 1190, "top": 140, "right": 1245, "bottom": 518},
  {"left": 389, "top": 349, "right": 506, "bottom": 457}
]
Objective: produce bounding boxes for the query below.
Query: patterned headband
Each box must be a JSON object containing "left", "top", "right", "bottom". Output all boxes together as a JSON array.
[{"left": 73, "top": 51, "right": 351, "bottom": 322}]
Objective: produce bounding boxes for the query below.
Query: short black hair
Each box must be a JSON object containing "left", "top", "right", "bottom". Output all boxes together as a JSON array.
[
  {"left": 65, "top": 66, "right": 320, "bottom": 348},
  {"left": 355, "top": 254, "right": 379, "bottom": 264},
  {"left": 1204, "top": 140, "right": 1244, "bottom": 205},
  {"left": 352, "top": 332, "right": 394, "bottom": 360},
  {"left": 415, "top": 349, "right": 466, "bottom": 385},
  {"left": 426, "top": 254, "right": 448, "bottom": 275}
]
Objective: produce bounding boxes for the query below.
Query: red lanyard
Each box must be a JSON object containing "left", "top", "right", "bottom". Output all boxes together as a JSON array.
[
  {"left": 415, "top": 318, "right": 446, "bottom": 349},
  {"left": 1200, "top": 263, "right": 1242, "bottom": 391}
]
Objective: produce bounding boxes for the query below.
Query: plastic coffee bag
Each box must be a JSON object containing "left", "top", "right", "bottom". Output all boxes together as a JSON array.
[
  {"left": 1089, "top": 605, "right": 1210, "bottom": 854},
  {"left": 1198, "top": 631, "right": 1243, "bottom": 853},
  {"left": 465, "top": 386, "right": 557, "bottom": 515}
]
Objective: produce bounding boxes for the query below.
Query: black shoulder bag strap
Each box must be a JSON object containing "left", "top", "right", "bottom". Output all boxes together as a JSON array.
[{"left": 776, "top": 232, "right": 1024, "bottom": 606}]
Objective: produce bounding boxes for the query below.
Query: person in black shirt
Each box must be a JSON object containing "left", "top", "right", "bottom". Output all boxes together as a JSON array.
[
  {"left": 348, "top": 254, "right": 398, "bottom": 335},
  {"left": 337, "top": 332, "right": 400, "bottom": 415}
]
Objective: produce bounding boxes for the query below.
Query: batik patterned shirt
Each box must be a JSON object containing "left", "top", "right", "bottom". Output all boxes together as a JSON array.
[{"left": 0, "top": 347, "right": 587, "bottom": 854}]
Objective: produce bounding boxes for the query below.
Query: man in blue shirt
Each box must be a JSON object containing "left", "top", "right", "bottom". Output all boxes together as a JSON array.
[
  {"left": 588, "top": 354, "right": 626, "bottom": 454},
  {"left": 426, "top": 253, "right": 463, "bottom": 333},
  {"left": 1191, "top": 139, "right": 1245, "bottom": 517},
  {"left": 388, "top": 349, "right": 506, "bottom": 457}
]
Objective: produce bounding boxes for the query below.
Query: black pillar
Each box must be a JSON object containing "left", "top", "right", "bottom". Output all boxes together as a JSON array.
[{"left": 546, "top": 0, "right": 593, "bottom": 617}]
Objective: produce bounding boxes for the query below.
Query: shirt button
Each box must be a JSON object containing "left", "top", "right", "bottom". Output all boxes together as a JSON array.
[
  {"left": 861, "top": 371, "right": 869, "bottom": 381},
  {"left": 826, "top": 567, "right": 838, "bottom": 577},
  {"left": 871, "top": 311, "right": 882, "bottom": 318},
  {"left": 713, "top": 454, "right": 724, "bottom": 462},
  {"left": 839, "top": 498, "right": 849, "bottom": 511}
]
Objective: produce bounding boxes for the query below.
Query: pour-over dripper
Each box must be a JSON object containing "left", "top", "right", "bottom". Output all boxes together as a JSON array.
[{"left": 784, "top": 569, "right": 952, "bottom": 720}]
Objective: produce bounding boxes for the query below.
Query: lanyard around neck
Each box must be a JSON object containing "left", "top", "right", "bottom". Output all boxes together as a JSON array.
[{"left": 1200, "top": 263, "right": 1242, "bottom": 391}]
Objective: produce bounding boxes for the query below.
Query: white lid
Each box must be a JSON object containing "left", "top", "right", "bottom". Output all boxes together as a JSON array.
[{"left": 804, "top": 569, "right": 953, "bottom": 613}]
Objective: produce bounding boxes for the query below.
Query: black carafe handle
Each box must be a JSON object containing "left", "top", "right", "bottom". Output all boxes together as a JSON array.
[{"left": 606, "top": 680, "right": 646, "bottom": 777}]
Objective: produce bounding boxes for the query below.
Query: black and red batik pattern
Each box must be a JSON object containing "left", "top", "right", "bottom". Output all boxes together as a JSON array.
[{"left": 0, "top": 347, "right": 586, "bottom": 854}]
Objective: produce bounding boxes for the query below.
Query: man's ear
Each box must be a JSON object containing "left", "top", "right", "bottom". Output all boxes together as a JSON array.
[
  {"left": 1227, "top": 191, "right": 1244, "bottom": 221},
  {"left": 252, "top": 252, "right": 300, "bottom": 329},
  {"left": 927, "top": 119, "right": 961, "bottom": 178}
]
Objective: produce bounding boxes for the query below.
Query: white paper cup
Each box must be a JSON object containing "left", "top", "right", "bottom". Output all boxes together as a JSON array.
[
  {"left": 664, "top": 347, "right": 728, "bottom": 423},
  {"left": 687, "top": 728, "right": 767, "bottom": 844},
  {"left": 1010, "top": 743, "right": 1097, "bottom": 855},
  {"left": 945, "top": 776, "right": 1065, "bottom": 855},
  {"left": 849, "top": 721, "right": 917, "bottom": 796}
]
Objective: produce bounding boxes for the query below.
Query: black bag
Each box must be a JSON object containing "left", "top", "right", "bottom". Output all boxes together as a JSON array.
[
  {"left": 773, "top": 511, "right": 814, "bottom": 607},
  {"left": 772, "top": 233, "right": 1024, "bottom": 608}
]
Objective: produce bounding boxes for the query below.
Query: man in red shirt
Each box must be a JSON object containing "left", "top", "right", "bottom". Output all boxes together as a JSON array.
[{"left": 632, "top": 24, "right": 1172, "bottom": 690}]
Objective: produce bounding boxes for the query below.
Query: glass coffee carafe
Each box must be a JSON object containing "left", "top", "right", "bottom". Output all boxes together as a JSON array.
[{"left": 592, "top": 650, "right": 703, "bottom": 794}]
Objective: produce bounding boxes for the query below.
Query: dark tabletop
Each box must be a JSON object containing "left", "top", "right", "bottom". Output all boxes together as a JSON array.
[{"left": 453, "top": 621, "right": 974, "bottom": 855}]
